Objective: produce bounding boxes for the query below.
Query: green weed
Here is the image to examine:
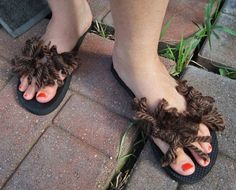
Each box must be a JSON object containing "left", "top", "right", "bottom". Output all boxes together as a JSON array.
[{"left": 160, "top": 0, "right": 236, "bottom": 77}]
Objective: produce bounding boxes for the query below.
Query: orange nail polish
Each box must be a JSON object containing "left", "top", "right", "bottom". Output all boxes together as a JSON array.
[
  {"left": 182, "top": 163, "right": 193, "bottom": 171},
  {"left": 204, "top": 160, "right": 208, "bottom": 165},
  {"left": 37, "top": 92, "right": 47, "bottom": 98},
  {"left": 208, "top": 145, "right": 212, "bottom": 152}
]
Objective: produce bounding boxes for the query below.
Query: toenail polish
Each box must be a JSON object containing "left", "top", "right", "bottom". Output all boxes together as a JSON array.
[
  {"left": 19, "top": 85, "right": 22, "bottom": 89},
  {"left": 24, "top": 93, "right": 28, "bottom": 97},
  {"left": 204, "top": 160, "right": 208, "bottom": 165},
  {"left": 37, "top": 92, "right": 47, "bottom": 98},
  {"left": 182, "top": 163, "right": 193, "bottom": 171},
  {"left": 208, "top": 145, "right": 212, "bottom": 151}
]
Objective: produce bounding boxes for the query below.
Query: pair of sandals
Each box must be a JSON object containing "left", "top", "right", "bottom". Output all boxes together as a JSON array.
[{"left": 11, "top": 31, "right": 225, "bottom": 184}]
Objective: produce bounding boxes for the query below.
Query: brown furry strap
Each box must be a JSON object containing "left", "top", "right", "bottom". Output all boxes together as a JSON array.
[
  {"left": 11, "top": 37, "right": 79, "bottom": 88},
  {"left": 132, "top": 80, "right": 225, "bottom": 167}
]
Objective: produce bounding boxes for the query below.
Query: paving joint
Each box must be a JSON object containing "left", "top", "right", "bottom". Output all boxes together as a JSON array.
[
  {"left": 0, "top": 124, "right": 53, "bottom": 190},
  {"left": 68, "top": 88, "right": 132, "bottom": 121},
  {"left": 54, "top": 123, "right": 113, "bottom": 159}
]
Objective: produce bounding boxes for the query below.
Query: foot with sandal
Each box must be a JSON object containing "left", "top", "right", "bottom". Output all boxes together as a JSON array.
[{"left": 11, "top": 0, "right": 225, "bottom": 184}]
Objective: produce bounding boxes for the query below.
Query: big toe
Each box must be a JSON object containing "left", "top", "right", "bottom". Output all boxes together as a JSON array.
[
  {"left": 36, "top": 84, "right": 58, "bottom": 103},
  {"left": 153, "top": 138, "right": 195, "bottom": 176},
  {"left": 170, "top": 148, "right": 195, "bottom": 176}
]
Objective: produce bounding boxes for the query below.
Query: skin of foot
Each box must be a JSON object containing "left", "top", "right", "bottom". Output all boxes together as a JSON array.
[
  {"left": 19, "top": 0, "right": 92, "bottom": 103},
  {"left": 112, "top": 48, "right": 212, "bottom": 176},
  {"left": 110, "top": 0, "right": 212, "bottom": 176}
]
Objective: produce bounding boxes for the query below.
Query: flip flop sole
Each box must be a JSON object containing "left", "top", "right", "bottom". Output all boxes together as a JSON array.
[
  {"left": 150, "top": 130, "right": 218, "bottom": 184},
  {"left": 17, "top": 75, "right": 71, "bottom": 115}
]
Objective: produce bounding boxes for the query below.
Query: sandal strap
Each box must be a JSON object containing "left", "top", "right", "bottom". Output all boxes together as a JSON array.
[
  {"left": 132, "top": 80, "right": 225, "bottom": 167},
  {"left": 11, "top": 37, "right": 79, "bottom": 89}
]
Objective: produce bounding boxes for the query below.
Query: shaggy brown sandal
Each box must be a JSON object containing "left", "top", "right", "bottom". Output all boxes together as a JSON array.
[
  {"left": 11, "top": 29, "right": 89, "bottom": 115},
  {"left": 111, "top": 64, "right": 225, "bottom": 184}
]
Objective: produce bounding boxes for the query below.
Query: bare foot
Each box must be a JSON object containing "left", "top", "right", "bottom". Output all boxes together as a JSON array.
[
  {"left": 19, "top": 0, "right": 92, "bottom": 103},
  {"left": 112, "top": 47, "right": 212, "bottom": 176}
]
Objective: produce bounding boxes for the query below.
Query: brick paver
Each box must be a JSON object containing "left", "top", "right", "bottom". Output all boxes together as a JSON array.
[
  {"left": 0, "top": 20, "right": 48, "bottom": 61},
  {"left": 183, "top": 66, "right": 236, "bottom": 159},
  {"left": 179, "top": 154, "right": 236, "bottom": 190},
  {"left": 0, "top": 78, "right": 71, "bottom": 189},
  {"left": 3, "top": 127, "right": 114, "bottom": 190},
  {"left": 54, "top": 94, "right": 138, "bottom": 158},
  {"left": 0, "top": 58, "right": 12, "bottom": 90},
  {"left": 88, "top": 0, "right": 110, "bottom": 21},
  {"left": 126, "top": 142, "right": 178, "bottom": 190},
  {"left": 102, "top": 0, "right": 209, "bottom": 44},
  {"left": 222, "top": 0, "right": 236, "bottom": 17},
  {"left": 198, "top": 13, "right": 236, "bottom": 69}
]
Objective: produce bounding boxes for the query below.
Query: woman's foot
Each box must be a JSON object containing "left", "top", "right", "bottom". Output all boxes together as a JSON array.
[
  {"left": 19, "top": 0, "right": 92, "bottom": 103},
  {"left": 112, "top": 47, "right": 212, "bottom": 176}
]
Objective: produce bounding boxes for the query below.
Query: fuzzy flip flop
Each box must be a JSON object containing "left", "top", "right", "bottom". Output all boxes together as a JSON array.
[
  {"left": 111, "top": 64, "right": 225, "bottom": 184},
  {"left": 11, "top": 28, "right": 90, "bottom": 115}
]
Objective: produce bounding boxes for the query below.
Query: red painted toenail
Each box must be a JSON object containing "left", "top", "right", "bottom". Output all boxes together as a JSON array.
[
  {"left": 37, "top": 92, "right": 47, "bottom": 98},
  {"left": 208, "top": 145, "right": 212, "bottom": 151},
  {"left": 182, "top": 163, "right": 193, "bottom": 171},
  {"left": 204, "top": 160, "right": 208, "bottom": 165},
  {"left": 19, "top": 85, "right": 22, "bottom": 89},
  {"left": 24, "top": 93, "right": 28, "bottom": 97}
]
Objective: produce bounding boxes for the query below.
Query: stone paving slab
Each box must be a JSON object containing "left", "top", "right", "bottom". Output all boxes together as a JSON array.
[
  {"left": 71, "top": 33, "right": 133, "bottom": 118},
  {"left": 53, "top": 94, "right": 138, "bottom": 159},
  {"left": 88, "top": 0, "right": 110, "bottom": 21},
  {"left": 126, "top": 141, "right": 178, "bottom": 190},
  {"left": 179, "top": 154, "right": 236, "bottom": 190},
  {"left": 0, "top": 77, "right": 71, "bottom": 189},
  {"left": 222, "top": 0, "right": 236, "bottom": 17},
  {"left": 102, "top": 0, "right": 208, "bottom": 44},
  {"left": 71, "top": 33, "right": 175, "bottom": 119},
  {"left": 161, "top": 0, "right": 208, "bottom": 44},
  {"left": 182, "top": 66, "right": 236, "bottom": 159},
  {"left": 198, "top": 13, "right": 236, "bottom": 69},
  {"left": 0, "top": 20, "right": 48, "bottom": 61},
  {"left": 3, "top": 127, "right": 114, "bottom": 190},
  {"left": 0, "top": 58, "right": 12, "bottom": 90}
]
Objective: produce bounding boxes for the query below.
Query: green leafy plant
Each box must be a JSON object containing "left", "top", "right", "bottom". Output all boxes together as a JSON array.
[
  {"left": 214, "top": 64, "right": 236, "bottom": 79},
  {"left": 117, "top": 122, "right": 136, "bottom": 160},
  {"left": 160, "top": 0, "right": 236, "bottom": 77},
  {"left": 93, "top": 20, "right": 110, "bottom": 39}
]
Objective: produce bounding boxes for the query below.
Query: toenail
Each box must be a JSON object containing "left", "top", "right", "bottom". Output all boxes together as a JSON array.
[
  {"left": 208, "top": 145, "right": 212, "bottom": 152},
  {"left": 24, "top": 93, "right": 28, "bottom": 97},
  {"left": 182, "top": 163, "right": 193, "bottom": 171},
  {"left": 19, "top": 85, "right": 22, "bottom": 89},
  {"left": 204, "top": 160, "right": 209, "bottom": 165},
  {"left": 37, "top": 92, "right": 47, "bottom": 98}
]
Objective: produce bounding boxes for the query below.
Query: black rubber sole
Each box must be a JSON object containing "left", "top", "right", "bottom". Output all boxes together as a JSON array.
[
  {"left": 17, "top": 75, "right": 71, "bottom": 115},
  {"left": 16, "top": 27, "right": 90, "bottom": 115},
  {"left": 111, "top": 64, "right": 218, "bottom": 184}
]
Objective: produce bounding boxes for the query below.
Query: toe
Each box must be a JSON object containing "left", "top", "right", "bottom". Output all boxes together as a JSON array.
[
  {"left": 19, "top": 76, "right": 29, "bottom": 92},
  {"left": 170, "top": 148, "right": 195, "bottom": 176},
  {"left": 23, "top": 79, "right": 37, "bottom": 100},
  {"left": 189, "top": 142, "right": 210, "bottom": 167},
  {"left": 153, "top": 138, "right": 195, "bottom": 176},
  {"left": 36, "top": 83, "right": 58, "bottom": 103},
  {"left": 199, "top": 123, "right": 212, "bottom": 153},
  {"left": 36, "top": 71, "right": 65, "bottom": 103}
]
